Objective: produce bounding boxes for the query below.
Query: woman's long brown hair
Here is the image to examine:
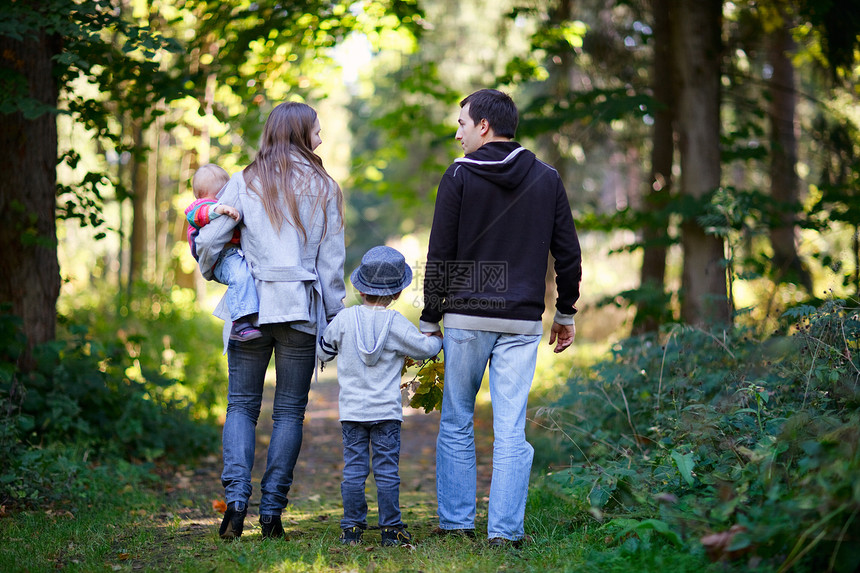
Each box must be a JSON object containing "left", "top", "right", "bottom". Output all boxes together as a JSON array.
[{"left": 243, "top": 102, "right": 344, "bottom": 241}]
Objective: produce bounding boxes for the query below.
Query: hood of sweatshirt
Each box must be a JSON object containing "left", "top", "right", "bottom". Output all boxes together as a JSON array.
[
  {"left": 453, "top": 141, "right": 536, "bottom": 190},
  {"left": 353, "top": 306, "right": 395, "bottom": 366}
]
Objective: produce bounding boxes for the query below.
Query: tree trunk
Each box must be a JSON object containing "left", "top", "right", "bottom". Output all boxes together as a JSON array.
[
  {"left": 173, "top": 147, "right": 197, "bottom": 290},
  {"left": 0, "top": 27, "right": 61, "bottom": 358},
  {"left": 674, "top": 0, "right": 730, "bottom": 325},
  {"left": 155, "top": 119, "right": 173, "bottom": 287},
  {"left": 634, "top": 0, "right": 675, "bottom": 333},
  {"left": 767, "top": 17, "right": 812, "bottom": 292},
  {"left": 128, "top": 119, "right": 149, "bottom": 288}
]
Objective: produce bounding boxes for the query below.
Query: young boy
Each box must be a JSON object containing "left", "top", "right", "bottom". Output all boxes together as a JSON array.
[
  {"left": 318, "top": 246, "right": 442, "bottom": 546},
  {"left": 185, "top": 164, "right": 261, "bottom": 341}
]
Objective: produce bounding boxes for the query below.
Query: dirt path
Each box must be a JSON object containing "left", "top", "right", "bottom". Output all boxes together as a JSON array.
[
  {"left": 179, "top": 363, "right": 494, "bottom": 527},
  {"left": 258, "top": 364, "right": 493, "bottom": 505}
]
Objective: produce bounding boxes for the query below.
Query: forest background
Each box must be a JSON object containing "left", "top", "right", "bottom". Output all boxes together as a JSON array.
[{"left": 2, "top": 0, "right": 860, "bottom": 571}]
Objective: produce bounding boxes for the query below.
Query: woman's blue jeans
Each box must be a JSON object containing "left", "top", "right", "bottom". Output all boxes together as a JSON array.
[
  {"left": 340, "top": 420, "right": 403, "bottom": 530},
  {"left": 221, "top": 323, "right": 315, "bottom": 517},
  {"left": 436, "top": 328, "right": 540, "bottom": 541}
]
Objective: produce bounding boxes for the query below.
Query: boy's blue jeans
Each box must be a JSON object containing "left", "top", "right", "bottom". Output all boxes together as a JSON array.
[
  {"left": 340, "top": 420, "right": 404, "bottom": 530},
  {"left": 213, "top": 245, "right": 259, "bottom": 321}
]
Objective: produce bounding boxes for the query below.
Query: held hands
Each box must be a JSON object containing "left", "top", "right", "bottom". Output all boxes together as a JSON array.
[
  {"left": 214, "top": 204, "right": 241, "bottom": 221},
  {"left": 549, "top": 321, "right": 575, "bottom": 353}
]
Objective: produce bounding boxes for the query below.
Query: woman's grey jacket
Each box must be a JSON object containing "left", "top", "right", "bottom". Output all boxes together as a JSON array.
[{"left": 195, "top": 163, "right": 346, "bottom": 341}]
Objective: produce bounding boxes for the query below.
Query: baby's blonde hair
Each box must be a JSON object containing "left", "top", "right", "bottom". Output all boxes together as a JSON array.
[{"left": 192, "top": 164, "right": 230, "bottom": 199}]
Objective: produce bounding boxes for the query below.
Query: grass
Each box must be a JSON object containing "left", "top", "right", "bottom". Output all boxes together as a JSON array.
[
  {"left": 0, "top": 456, "right": 742, "bottom": 573},
  {"left": 0, "top": 354, "right": 735, "bottom": 573}
]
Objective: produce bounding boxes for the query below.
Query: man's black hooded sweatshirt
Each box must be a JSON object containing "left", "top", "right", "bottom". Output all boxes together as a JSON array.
[{"left": 420, "top": 141, "right": 582, "bottom": 334}]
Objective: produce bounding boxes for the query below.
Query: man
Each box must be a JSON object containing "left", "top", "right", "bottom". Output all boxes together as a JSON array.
[{"left": 420, "top": 88, "right": 582, "bottom": 546}]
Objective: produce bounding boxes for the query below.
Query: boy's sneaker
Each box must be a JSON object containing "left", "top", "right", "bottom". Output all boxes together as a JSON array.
[
  {"left": 340, "top": 526, "right": 364, "bottom": 545},
  {"left": 259, "top": 515, "right": 285, "bottom": 539},
  {"left": 381, "top": 526, "right": 413, "bottom": 546},
  {"left": 219, "top": 501, "right": 247, "bottom": 540},
  {"left": 230, "top": 323, "right": 262, "bottom": 342}
]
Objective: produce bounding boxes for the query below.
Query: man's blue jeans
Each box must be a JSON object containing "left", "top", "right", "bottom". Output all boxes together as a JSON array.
[
  {"left": 221, "top": 324, "right": 315, "bottom": 517},
  {"left": 436, "top": 328, "right": 540, "bottom": 541},
  {"left": 340, "top": 420, "right": 404, "bottom": 530},
  {"left": 213, "top": 245, "right": 259, "bottom": 321}
]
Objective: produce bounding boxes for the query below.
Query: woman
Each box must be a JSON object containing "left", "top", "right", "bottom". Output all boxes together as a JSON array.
[{"left": 196, "top": 102, "right": 346, "bottom": 540}]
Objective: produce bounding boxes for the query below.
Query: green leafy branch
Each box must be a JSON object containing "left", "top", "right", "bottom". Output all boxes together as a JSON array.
[{"left": 400, "top": 352, "right": 444, "bottom": 413}]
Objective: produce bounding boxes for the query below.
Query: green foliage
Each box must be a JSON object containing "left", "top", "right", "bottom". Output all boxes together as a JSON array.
[
  {"left": 4, "top": 0, "right": 427, "bottom": 246},
  {"left": 346, "top": 59, "right": 460, "bottom": 210},
  {"left": 795, "top": 0, "right": 860, "bottom": 82},
  {"left": 534, "top": 300, "right": 860, "bottom": 570},
  {"left": 1, "top": 0, "right": 192, "bottom": 233},
  {"left": 518, "top": 89, "right": 653, "bottom": 138},
  {"left": 605, "top": 518, "right": 683, "bottom": 550},
  {"left": 62, "top": 283, "right": 229, "bottom": 420},
  {"left": 0, "top": 305, "right": 219, "bottom": 509},
  {"left": 182, "top": 0, "right": 426, "bottom": 165}
]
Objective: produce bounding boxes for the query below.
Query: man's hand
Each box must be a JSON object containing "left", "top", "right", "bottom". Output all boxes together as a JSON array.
[
  {"left": 214, "top": 204, "right": 240, "bottom": 221},
  {"left": 549, "top": 321, "right": 575, "bottom": 353}
]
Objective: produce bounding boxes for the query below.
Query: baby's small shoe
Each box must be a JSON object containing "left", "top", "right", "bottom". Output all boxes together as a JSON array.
[{"left": 230, "top": 323, "right": 262, "bottom": 342}]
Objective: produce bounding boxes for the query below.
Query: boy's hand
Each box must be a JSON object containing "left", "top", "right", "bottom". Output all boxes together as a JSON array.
[{"left": 214, "top": 204, "right": 240, "bottom": 221}]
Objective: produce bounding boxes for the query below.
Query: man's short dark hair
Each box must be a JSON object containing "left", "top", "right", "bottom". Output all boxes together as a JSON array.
[{"left": 461, "top": 89, "right": 518, "bottom": 139}]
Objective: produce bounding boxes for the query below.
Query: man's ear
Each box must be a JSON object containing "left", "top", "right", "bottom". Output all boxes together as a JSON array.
[{"left": 478, "top": 118, "right": 491, "bottom": 136}]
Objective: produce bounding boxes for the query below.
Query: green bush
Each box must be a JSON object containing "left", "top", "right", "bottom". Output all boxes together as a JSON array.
[
  {"left": 532, "top": 300, "right": 860, "bottom": 572},
  {"left": 0, "top": 307, "right": 219, "bottom": 509},
  {"left": 61, "top": 283, "right": 229, "bottom": 419}
]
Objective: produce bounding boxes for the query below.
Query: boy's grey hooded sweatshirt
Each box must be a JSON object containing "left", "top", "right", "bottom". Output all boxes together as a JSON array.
[{"left": 319, "top": 305, "right": 442, "bottom": 422}]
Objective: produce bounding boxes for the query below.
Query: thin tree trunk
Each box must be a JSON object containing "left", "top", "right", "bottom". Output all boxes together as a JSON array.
[
  {"left": 173, "top": 147, "right": 197, "bottom": 290},
  {"left": 147, "top": 118, "right": 159, "bottom": 285},
  {"left": 0, "top": 26, "right": 61, "bottom": 360},
  {"left": 767, "top": 17, "right": 812, "bottom": 292},
  {"left": 155, "top": 122, "right": 172, "bottom": 286},
  {"left": 674, "top": 0, "right": 730, "bottom": 326},
  {"left": 634, "top": 0, "right": 675, "bottom": 333},
  {"left": 128, "top": 119, "right": 149, "bottom": 289}
]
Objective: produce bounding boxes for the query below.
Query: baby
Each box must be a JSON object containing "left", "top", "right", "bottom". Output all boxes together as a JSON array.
[{"left": 185, "top": 164, "right": 260, "bottom": 341}]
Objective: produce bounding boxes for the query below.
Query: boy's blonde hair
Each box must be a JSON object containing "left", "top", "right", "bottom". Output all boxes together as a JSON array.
[{"left": 192, "top": 164, "right": 230, "bottom": 199}]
